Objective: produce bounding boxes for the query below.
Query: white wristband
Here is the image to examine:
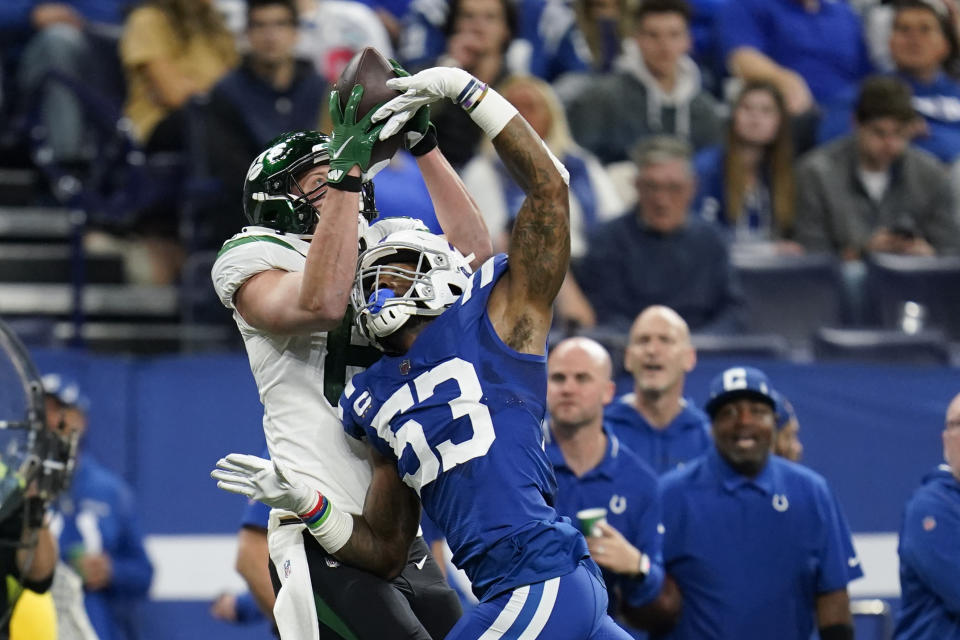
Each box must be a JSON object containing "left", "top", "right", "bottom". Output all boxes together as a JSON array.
[
  {"left": 299, "top": 492, "right": 355, "bottom": 554},
  {"left": 456, "top": 78, "right": 518, "bottom": 138}
]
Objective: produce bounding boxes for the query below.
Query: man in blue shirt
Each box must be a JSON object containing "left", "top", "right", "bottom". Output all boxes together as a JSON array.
[
  {"left": 604, "top": 305, "right": 711, "bottom": 474},
  {"left": 659, "top": 366, "right": 861, "bottom": 640},
  {"left": 545, "top": 337, "right": 681, "bottom": 636},
  {"left": 717, "top": 0, "right": 872, "bottom": 115},
  {"left": 895, "top": 391, "right": 960, "bottom": 639},
  {"left": 42, "top": 374, "right": 154, "bottom": 640}
]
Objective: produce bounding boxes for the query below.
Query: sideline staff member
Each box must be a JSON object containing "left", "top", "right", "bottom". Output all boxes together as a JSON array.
[{"left": 659, "top": 366, "right": 861, "bottom": 640}]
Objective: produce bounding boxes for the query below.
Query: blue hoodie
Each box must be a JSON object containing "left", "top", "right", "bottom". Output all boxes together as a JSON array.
[
  {"left": 56, "top": 455, "right": 153, "bottom": 640},
  {"left": 895, "top": 464, "right": 960, "bottom": 639}
]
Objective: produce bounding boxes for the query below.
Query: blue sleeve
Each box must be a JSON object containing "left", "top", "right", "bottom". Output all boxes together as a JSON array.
[
  {"left": 717, "top": 0, "right": 768, "bottom": 62},
  {"left": 900, "top": 490, "right": 960, "bottom": 614},
  {"left": 621, "top": 476, "right": 666, "bottom": 607},
  {"left": 339, "top": 380, "right": 368, "bottom": 441},
  {"left": 234, "top": 592, "right": 267, "bottom": 624},
  {"left": 240, "top": 498, "right": 271, "bottom": 530},
  {"left": 546, "top": 26, "right": 591, "bottom": 79},
  {"left": 815, "top": 481, "right": 861, "bottom": 593},
  {"left": 108, "top": 485, "right": 154, "bottom": 597}
]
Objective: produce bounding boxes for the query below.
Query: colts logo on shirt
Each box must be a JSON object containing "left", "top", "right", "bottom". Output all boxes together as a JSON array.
[
  {"left": 922, "top": 516, "right": 937, "bottom": 531},
  {"left": 609, "top": 495, "right": 627, "bottom": 514},
  {"left": 772, "top": 494, "right": 789, "bottom": 512}
]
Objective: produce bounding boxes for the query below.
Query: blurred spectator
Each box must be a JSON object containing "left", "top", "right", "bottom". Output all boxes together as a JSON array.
[
  {"left": 15, "top": 1, "right": 135, "bottom": 162},
  {"left": 397, "top": 0, "right": 591, "bottom": 82},
  {"left": 823, "top": 0, "right": 960, "bottom": 165},
  {"left": 895, "top": 391, "right": 960, "bottom": 640},
  {"left": 795, "top": 75, "right": 960, "bottom": 259},
  {"left": 772, "top": 390, "right": 803, "bottom": 462},
  {"left": 463, "top": 74, "right": 622, "bottom": 257},
  {"left": 573, "top": 136, "right": 745, "bottom": 333},
  {"left": 120, "top": 0, "right": 238, "bottom": 149},
  {"left": 718, "top": 0, "right": 873, "bottom": 152},
  {"left": 294, "top": 0, "right": 394, "bottom": 85},
  {"left": 43, "top": 374, "right": 154, "bottom": 640},
  {"left": 659, "top": 365, "right": 862, "bottom": 640},
  {"left": 192, "top": 0, "right": 325, "bottom": 248},
  {"left": 545, "top": 337, "right": 681, "bottom": 636},
  {"left": 604, "top": 306, "right": 711, "bottom": 474},
  {"left": 422, "top": 0, "right": 520, "bottom": 167},
  {"left": 573, "top": 0, "right": 628, "bottom": 72},
  {"left": 565, "top": 0, "right": 722, "bottom": 164},
  {"left": 695, "top": 81, "right": 803, "bottom": 252}
]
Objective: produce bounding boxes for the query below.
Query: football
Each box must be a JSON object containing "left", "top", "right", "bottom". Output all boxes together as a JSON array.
[{"left": 333, "top": 47, "right": 402, "bottom": 166}]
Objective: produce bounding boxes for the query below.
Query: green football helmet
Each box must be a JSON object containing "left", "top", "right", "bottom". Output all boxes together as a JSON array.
[{"left": 243, "top": 131, "right": 331, "bottom": 236}]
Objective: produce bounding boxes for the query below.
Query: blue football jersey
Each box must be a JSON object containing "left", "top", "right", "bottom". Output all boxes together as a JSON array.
[{"left": 340, "top": 254, "right": 588, "bottom": 601}]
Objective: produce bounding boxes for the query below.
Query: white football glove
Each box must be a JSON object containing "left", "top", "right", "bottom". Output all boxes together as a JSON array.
[
  {"left": 211, "top": 453, "right": 317, "bottom": 515},
  {"left": 372, "top": 67, "right": 475, "bottom": 140}
]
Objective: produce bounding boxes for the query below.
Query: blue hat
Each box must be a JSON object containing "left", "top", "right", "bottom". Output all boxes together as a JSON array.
[
  {"left": 41, "top": 373, "right": 90, "bottom": 411},
  {"left": 704, "top": 366, "right": 776, "bottom": 418},
  {"left": 772, "top": 390, "right": 797, "bottom": 430}
]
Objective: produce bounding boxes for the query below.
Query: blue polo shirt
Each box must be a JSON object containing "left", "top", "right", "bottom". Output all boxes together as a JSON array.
[
  {"left": 659, "top": 448, "right": 862, "bottom": 640},
  {"left": 895, "top": 464, "right": 960, "bottom": 640},
  {"left": 546, "top": 426, "right": 665, "bottom": 624},
  {"left": 603, "top": 395, "right": 711, "bottom": 475},
  {"left": 717, "top": 0, "right": 872, "bottom": 105}
]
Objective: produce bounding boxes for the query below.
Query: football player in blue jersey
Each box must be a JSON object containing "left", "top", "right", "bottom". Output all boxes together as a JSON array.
[{"left": 213, "top": 65, "right": 634, "bottom": 640}]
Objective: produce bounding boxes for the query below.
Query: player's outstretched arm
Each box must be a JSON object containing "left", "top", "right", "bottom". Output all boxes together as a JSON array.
[
  {"left": 212, "top": 452, "right": 419, "bottom": 580},
  {"left": 374, "top": 67, "right": 569, "bottom": 354},
  {"left": 486, "top": 115, "right": 570, "bottom": 352},
  {"left": 384, "top": 61, "right": 493, "bottom": 268},
  {"left": 233, "top": 86, "right": 385, "bottom": 335},
  {"left": 234, "top": 180, "right": 360, "bottom": 335},
  {"left": 333, "top": 448, "right": 421, "bottom": 578}
]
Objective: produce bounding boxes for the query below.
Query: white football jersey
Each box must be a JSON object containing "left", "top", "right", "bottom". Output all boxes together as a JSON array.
[{"left": 211, "top": 226, "right": 380, "bottom": 515}]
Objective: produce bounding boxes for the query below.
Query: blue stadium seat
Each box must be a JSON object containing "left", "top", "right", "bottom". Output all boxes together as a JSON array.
[
  {"left": 732, "top": 252, "right": 845, "bottom": 347},
  {"left": 813, "top": 327, "right": 950, "bottom": 365},
  {"left": 865, "top": 254, "right": 960, "bottom": 340}
]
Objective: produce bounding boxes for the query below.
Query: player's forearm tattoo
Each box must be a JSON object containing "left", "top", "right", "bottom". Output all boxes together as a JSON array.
[{"left": 493, "top": 119, "right": 570, "bottom": 302}]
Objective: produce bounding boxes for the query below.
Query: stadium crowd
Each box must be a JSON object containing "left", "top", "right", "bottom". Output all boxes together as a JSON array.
[{"left": 1, "top": 0, "right": 960, "bottom": 638}]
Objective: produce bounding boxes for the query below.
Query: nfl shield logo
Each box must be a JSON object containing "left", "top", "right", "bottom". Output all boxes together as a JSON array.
[
  {"left": 283, "top": 559, "right": 292, "bottom": 578},
  {"left": 400, "top": 359, "right": 411, "bottom": 375},
  {"left": 923, "top": 516, "right": 936, "bottom": 531}
]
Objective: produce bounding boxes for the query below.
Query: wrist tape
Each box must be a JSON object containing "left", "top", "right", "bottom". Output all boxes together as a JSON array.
[
  {"left": 299, "top": 491, "right": 354, "bottom": 553},
  {"left": 456, "top": 78, "right": 518, "bottom": 138}
]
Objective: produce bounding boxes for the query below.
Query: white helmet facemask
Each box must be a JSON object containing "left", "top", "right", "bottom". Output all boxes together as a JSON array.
[{"left": 351, "top": 229, "right": 473, "bottom": 350}]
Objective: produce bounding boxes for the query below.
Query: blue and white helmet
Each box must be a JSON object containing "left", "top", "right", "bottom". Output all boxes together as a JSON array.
[{"left": 352, "top": 225, "right": 473, "bottom": 350}]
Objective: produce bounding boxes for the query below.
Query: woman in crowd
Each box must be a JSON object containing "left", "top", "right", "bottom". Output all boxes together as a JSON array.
[{"left": 694, "top": 81, "right": 802, "bottom": 252}]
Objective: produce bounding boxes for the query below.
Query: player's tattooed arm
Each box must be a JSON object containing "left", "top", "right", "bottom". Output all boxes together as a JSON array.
[
  {"left": 333, "top": 447, "right": 421, "bottom": 579},
  {"left": 487, "top": 116, "right": 570, "bottom": 353}
]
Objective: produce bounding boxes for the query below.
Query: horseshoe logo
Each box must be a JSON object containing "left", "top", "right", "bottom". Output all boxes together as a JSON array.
[
  {"left": 772, "top": 494, "right": 789, "bottom": 512},
  {"left": 609, "top": 495, "right": 627, "bottom": 514}
]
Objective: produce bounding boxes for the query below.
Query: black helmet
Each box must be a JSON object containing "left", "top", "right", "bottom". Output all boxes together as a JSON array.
[{"left": 243, "top": 131, "right": 330, "bottom": 236}]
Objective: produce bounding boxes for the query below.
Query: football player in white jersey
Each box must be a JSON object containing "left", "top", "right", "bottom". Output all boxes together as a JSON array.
[{"left": 211, "top": 85, "right": 491, "bottom": 639}]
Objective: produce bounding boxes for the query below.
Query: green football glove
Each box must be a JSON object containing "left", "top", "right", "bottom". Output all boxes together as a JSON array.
[
  {"left": 388, "top": 59, "right": 438, "bottom": 157},
  {"left": 327, "top": 85, "right": 388, "bottom": 184}
]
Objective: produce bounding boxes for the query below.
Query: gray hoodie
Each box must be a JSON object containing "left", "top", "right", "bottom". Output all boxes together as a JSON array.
[{"left": 563, "top": 39, "right": 723, "bottom": 164}]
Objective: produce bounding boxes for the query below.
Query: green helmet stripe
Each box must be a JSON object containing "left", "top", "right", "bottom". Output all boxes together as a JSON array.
[{"left": 217, "top": 235, "right": 304, "bottom": 258}]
